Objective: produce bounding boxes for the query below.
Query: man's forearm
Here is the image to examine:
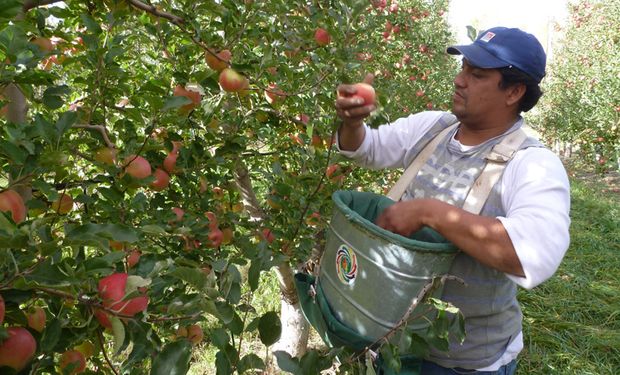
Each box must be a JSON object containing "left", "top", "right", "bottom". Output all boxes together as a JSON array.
[
  {"left": 337, "top": 122, "right": 366, "bottom": 151},
  {"left": 423, "top": 199, "right": 525, "bottom": 277}
]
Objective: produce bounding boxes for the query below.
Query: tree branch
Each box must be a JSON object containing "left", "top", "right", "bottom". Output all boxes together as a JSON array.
[
  {"left": 125, "top": 0, "right": 184, "bottom": 26},
  {"left": 73, "top": 124, "right": 115, "bottom": 148},
  {"left": 22, "top": 0, "right": 64, "bottom": 12}
]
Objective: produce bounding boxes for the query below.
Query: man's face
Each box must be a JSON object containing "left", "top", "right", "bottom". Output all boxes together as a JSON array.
[{"left": 451, "top": 59, "right": 509, "bottom": 127}]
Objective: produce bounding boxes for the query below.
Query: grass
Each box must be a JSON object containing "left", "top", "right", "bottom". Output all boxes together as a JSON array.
[
  {"left": 189, "top": 165, "right": 620, "bottom": 374},
  {"left": 517, "top": 172, "right": 620, "bottom": 374}
]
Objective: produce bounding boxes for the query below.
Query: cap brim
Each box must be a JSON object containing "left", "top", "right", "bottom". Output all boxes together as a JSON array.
[{"left": 446, "top": 44, "right": 510, "bottom": 69}]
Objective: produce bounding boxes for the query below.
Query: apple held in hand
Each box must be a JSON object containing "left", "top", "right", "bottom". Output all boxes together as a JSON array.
[
  {"left": 0, "top": 327, "right": 37, "bottom": 372},
  {"left": 350, "top": 83, "right": 376, "bottom": 105},
  {"left": 0, "top": 189, "right": 27, "bottom": 223}
]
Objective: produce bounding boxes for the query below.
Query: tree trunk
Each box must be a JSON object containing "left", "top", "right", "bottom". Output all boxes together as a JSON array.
[{"left": 233, "top": 163, "right": 309, "bottom": 359}]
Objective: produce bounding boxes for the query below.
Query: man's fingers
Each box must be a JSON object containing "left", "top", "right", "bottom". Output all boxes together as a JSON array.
[{"left": 363, "top": 73, "right": 374, "bottom": 85}]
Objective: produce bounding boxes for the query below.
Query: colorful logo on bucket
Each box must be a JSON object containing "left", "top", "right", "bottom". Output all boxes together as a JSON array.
[{"left": 336, "top": 244, "right": 358, "bottom": 285}]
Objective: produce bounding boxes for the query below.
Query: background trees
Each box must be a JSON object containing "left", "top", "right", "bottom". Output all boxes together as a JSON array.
[{"left": 535, "top": 0, "right": 619, "bottom": 172}]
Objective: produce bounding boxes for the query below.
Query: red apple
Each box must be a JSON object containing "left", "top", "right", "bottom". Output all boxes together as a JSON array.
[
  {"left": 172, "top": 207, "right": 184, "bottom": 222},
  {"left": 59, "top": 350, "right": 86, "bottom": 374},
  {"left": 205, "top": 49, "right": 231, "bottom": 71},
  {"left": 127, "top": 249, "right": 141, "bottom": 268},
  {"left": 150, "top": 168, "right": 170, "bottom": 191},
  {"left": 0, "top": 190, "right": 27, "bottom": 223},
  {"left": 264, "top": 83, "right": 285, "bottom": 105},
  {"left": 314, "top": 28, "right": 331, "bottom": 46},
  {"left": 94, "top": 147, "right": 117, "bottom": 165},
  {"left": 25, "top": 307, "right": 46, "bottom": 332},
  {"left": 94, "top": 309, "right": 112, "bottom": 329},
  {"left": 98, "top": 273, "right": 148, "bottom": 320},
  {"left": 187, "top": 324, "right": 204, "bottom": 345},
  {"left": 219, "top": 68, "right": 248, "bottom": 92},
  {"left": 51, "top": 193, "right": 73, "bottom": 214},
  {"left": 207, "top": 227, "right": 223, "bottom": 248},
  {"left": 173, "top": 85, "right": 201, "bottom": 113},
  {"left": 351, "top": 83, "right": 376, "bottom": 105},
  {"left": 123, "top": 155, "right": 152, "bottom": 179},
  {"left": 261, "top": 228, "right": 275, "bottom": 244},
  {"left": 0, "top": 327, "right": 37, "bottom": 372},
  {"left": 163, "top": 141, "right": 181, "bottom": 174}
]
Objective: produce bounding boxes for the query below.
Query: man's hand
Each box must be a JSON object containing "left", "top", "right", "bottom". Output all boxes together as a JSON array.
[
  {"left": 335, "top": 73, "right": 376, "bottom": 151},
  {"left": 335, "top": 73, "right": 376, "bottom": 128},
  {"left": 375, "top": 199, "right": 432, "bottom": 237}
]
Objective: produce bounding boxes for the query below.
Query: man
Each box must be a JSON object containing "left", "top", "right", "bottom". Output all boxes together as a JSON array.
[{"left": 334, "top": 27, "right": 570, "bottom": 374}]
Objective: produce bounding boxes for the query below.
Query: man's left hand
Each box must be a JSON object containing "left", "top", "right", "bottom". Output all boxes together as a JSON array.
[{"left": 375, "top": 199, "right": 436, "bottom": 236}]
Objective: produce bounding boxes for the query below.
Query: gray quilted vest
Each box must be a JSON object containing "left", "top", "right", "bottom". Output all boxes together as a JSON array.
[{"left": 401, "top": 112, "right": 542, "bottom": 369}]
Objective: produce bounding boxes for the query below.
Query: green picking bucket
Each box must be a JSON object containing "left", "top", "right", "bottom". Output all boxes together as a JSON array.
[{"left": 317, "top": 190, "right": 459, "bottom": 342}]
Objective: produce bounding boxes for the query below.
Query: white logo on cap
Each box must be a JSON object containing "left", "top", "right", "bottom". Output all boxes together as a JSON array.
[{"left": 480, "top": 31, "right": 496, "bottom": 42}]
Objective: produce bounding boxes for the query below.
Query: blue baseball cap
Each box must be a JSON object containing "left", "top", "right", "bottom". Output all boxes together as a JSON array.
[{"left": 447, "top": 27, "right": 546, "bottom": 83}]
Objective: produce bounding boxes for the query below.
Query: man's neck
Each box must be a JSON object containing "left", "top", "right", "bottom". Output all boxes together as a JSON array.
[{"left": 456, "top": 116, "right": 520, "bottom": 146}]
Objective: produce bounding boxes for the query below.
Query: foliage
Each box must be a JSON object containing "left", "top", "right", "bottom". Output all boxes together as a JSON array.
[
  {"left": 535, "top": 0, "right": 620, "bottom": 172},
  {"left": 0, "top": 0, "right": 457, "bottom": 373}
]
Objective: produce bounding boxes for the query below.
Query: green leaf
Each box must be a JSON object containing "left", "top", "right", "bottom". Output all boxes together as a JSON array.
[
  {"left": 466, "top": 25, "right": 478, "bottom": 42},
  {"left": 55, "top": 111, "right": 78, "bottom": 139},
  {"left": 80, "top": 13, "right": 102, "bottom": 34},
  {"left": 162, "top": 96, "right": 192, "bottom": 111},
  {"left": 237, "top": 353, "right": 265, "bottom": 373},
  {"left": 210, "top": 328, "right": 229, "bottom": 350},
  {"left": 40, "top": 318, "right": 62, "bottom": 352},
  {"left": 111, "top": 316, "right": 126, "bottom": 354},
  {"left": 365, "top": 350, "right": 377, "bottom": 375},
  {"left": 273, "top": 351, "right": 301, "bottom": 374},
  {"left": 141, "top": 224, "right": 166, "bottom": 235},
  {"left": 0, "top": 0, "right": 22, "bottom": 20},
  {"left": 150, "top": 340, "right": 192, "bottom": 375},
  {"left": 24, "top": 258, "right": 72, "bottom": 286},
  {"left": 170, "top": 266, "right": 208, "bottom": 291},
  {"left": 258, "top": 311, "right": 281, "bottom": 346},
  {"left": 42, "top": 85, "right": 70, "bottom": 109}
]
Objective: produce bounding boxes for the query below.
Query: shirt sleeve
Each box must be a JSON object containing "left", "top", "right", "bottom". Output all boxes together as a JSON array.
[
  {"left": 497, "top": 147, "right": 571, "bottom": 289},
  {"left": 337, "top": 111, "right": 445, "bottom": 169}
]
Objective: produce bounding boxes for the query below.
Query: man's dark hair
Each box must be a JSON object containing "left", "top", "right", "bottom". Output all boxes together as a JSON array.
[{"left": 497, "top": 67, "right": 543, "bottom": 113}]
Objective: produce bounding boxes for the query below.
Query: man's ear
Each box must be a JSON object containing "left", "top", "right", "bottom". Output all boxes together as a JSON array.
[{"left": 506, "top": 83, "right": 526, "bottom": 107}]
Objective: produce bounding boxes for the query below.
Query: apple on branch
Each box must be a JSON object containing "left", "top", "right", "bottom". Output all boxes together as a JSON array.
[
  {"left": 0, "top": 189, "right": 27, "bottom": 223},
  {"left": 123, "top": 155, "right": 152, "bottom": 179},
  {"left": 0, "top": 327, "right": 37, "bottom": 372},
  {"left": 219, "top": 68, "right": 249, "bottom": 93},
  {"left": 59, "top": 350, "right": 87, "bottom": 375},
  {"left": 314, "top": 28, "right": 331, "bottom": 46},
  {"left": 205, "top": 49, "right": 231, "bottom": 71},
  {"left": 173, "top": 85, "right": 201, "bottom": 114}
]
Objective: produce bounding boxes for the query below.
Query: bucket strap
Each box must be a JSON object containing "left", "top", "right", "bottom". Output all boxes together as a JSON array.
[
  {"left": 387, "top": 124, "right": 528, "bottom": 215},
  {"left": 387, "top": 124, "right": 458, "bottom": 201},
  {"left": 462, "top": 128, "right": 527, "bottom": 214}
]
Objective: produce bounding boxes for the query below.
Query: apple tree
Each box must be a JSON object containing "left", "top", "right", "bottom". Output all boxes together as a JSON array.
[
  {"left": 0, "top": 0, "right": 458, "bottom": 373},
  {"left": 535, "top": 0, "right": 620, "bottom": 172}
]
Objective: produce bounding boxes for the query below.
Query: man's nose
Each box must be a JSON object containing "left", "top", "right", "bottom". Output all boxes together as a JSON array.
[{"left": 453, "top": 70, "right": 466, "bottom": 88}]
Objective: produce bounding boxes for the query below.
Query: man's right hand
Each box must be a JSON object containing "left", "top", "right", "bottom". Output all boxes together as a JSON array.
[
  {"left": 335, "top": 74, "right": 376, "bottom": 151},
  {"left": 335, "top": 73, "right": 376, "bottom": 128}
]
